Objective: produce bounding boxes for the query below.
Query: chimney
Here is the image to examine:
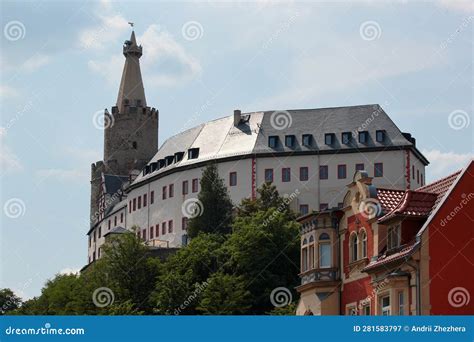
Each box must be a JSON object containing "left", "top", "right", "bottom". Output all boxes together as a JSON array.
[{"left": 233, "top": 109, "right": 241, "bottom": 126}]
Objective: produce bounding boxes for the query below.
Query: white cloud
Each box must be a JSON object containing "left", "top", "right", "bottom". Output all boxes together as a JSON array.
[
  {"left": 0, "top": 127, "right": 22, "bottom": 174},
  {"left": 78, "top": 14, "right": 129, "bottom": 50},
  {"left": 59, "top": 267, "right": 80, "bottom": 275},
  {"left": 22, "top": 54, "right": 51, "bottom": 72},
  {"left": 0, "top": 85, "right": 19, "bottom": 98},
  {"left": 422, "top": 149, "right": 473, "bottom": 182},
  {"left": 438, "top": 0, "right": 473, "bottom": 13}
]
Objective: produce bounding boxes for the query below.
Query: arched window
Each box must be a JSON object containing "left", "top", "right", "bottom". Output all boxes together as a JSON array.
[
  {"left": 318, "top": 233, "right": 331, "bottom": 268},
  {"left": 360, "top": 229, "right": 367, "bottom": 258},
  {"left": 350, "top": 233, "right": 358, "bottom": 262},
  {"left": 302, "top": 238, "right": 308, "bottom": 272},
  {"left": 309, "top": 235, "right": 315, "bottom": 270}
]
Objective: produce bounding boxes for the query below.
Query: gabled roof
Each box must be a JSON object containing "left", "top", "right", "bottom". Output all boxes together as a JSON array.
[
  {"left": 104, "top": 226, "right": 128, "bottom": 237},
  {"left": 363, "top": 162, "right": 471, "bottom": 272}
]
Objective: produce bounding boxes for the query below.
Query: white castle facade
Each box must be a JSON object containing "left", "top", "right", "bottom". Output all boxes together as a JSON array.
[{"left": 86, "top": 32, "right": 428, "bottom": 265}]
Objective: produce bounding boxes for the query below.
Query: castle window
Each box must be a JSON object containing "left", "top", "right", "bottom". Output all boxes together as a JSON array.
[
  {"left": 129, "top": 201, "right": 131, "bottom": 213},
  {"left": 302, "top": 134, "right": 312, "bottom": 147},
  {"left": 182, "top": 180, "right": 189, "bottom": 195},
  {"left": 299, "top": 204, "right": 309, "bottom": 215},
  {"left": 162, "top": 186, "right": 167, "bottom": 200},
  {"left": 282, "top": 168, "right": 291, "bottom": 182},
  {"left": 355, "top": 163, "right": 364, "bottom": 172},
  {"left": 337, "top": 164, "right": 347, "bottom": 179},
  {"left": 182, "top": 217, "right": 188, "bottom": 230},
  {"left": 300, "top": 167, "right": 309, "bottom": 181},
  {"left": 319, "top": 165, "right": 328, "bottom": 180},
  {"left": 417, "top": 169, "right": 420, "bottom": 184},
  {"left": 360, "top": 229, "right": 367, "bottom": 258},
  {"left": 188, "top": 148, "right": 200, "bottom": 159},
  {"left": 192, "top": 179, "right": 199, "bottom": 193},
  {"left": 229, "top": 172, "right": 237, "bottom": 186},
  {"left": 319, "top": 203, "right": 328, "bottom": 211},
  {"left": 143, "top": 194, "right": 147, "bottom": 207},
  {"left": 114, "top": 216, "right": 117, "bottom": 226},
  {"left": 387, "top": 225, "right": 401, "bottom": 250},
  {"left": 342, "top": 132, "right": 352, "bottom": 144},
  {"left": 376, "top": 130, "right": 386, "bottom": 143},
  {"left": 324, "top": 133, "right": 334, "bottom": 145},
  {"left": 150, "top": 226, "right": 154, "bottom": 239},
  {"left": 94, "top": 231, "right": 96, "bottom": 242},
  {"left": 138, "top": 196, "right": 141, "bottom": 209},
  {"left": 165, "top": 156, "right": 174, "bottom": 166},
  {"left": 99, "top": 226, "right": 102, "bottom": 238},
  {"left": 132, "top": 141, "right": 137, "bottom": 149},
  {"left": 150, "top": 191, "right": 154, "bottom": 204},
  {"left": 374, "top": 163, "right": 383, "bottom": 177},
  {"left": 412, "top": 165, "right": 415, "bottom": 179},
  {"left": 89, "top": 236, "right": 91, "bottom": 247},
  {"left": 358, "top": 131, "right": 368, "bottom": 144},
  {"left": 133, "top": 198, "right": 136, "bottom": 211},
  {"left": 169, "top": 184, "right": 174, "bottom": 198},
  {"left": 156, "top": 224, "right": 159, "bottom": 237},
  {"left": 318, "top": 233, "right": 331, "bottom": 268},
  {"left": 174, "top": 152, "right": 184, "bottom": 162},
  {"left": 350, "top": 232, "right": 358, "bottom": 262},
  {"left": 162, "top": 222, "right": 166, "bottom": 235},
  {"left": 285, "top": 135, "right": 295, "bottom": 147},
  {"left": 108, "top": 220, "right": 110, "bottom": 231},
  {"left": 268, "top": 136, "right": 279, "bottom": 148},
  {"left": 142, "top": 229, "right": 146, "bottom": 241},
  {"left": 168, "top": 220, "right": 173, "bottom": 233},
  {"left": 121, "top": 213, "right": 124, "bottom": 223},
  {"left": 264, "top": 169, "right": 274, "bottom": 183}
]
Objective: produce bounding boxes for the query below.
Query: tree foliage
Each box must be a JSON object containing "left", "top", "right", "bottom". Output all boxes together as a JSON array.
[
  {"left": 187, "top": 164, "right": 234, "bottom": 238},
  {"left": 0, "top": 288, "right": 22, "bottom": 315}
]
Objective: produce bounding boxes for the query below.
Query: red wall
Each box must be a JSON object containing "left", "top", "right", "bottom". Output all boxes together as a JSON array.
[{"left": 428, "top": 163, "right": 474, "bottom": 315}]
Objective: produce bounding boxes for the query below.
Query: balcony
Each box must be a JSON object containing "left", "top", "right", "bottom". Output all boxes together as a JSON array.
[{"left": 299, "top": 267, "right": 339, "bottom": 285}]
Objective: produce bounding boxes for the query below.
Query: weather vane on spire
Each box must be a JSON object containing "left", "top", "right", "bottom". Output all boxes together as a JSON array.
[{"left": 128, "top": 22, "right": 134, "bottom": 28}]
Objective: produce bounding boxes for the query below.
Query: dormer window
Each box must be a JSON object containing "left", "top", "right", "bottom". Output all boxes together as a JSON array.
[
  {"left": 325, "top": 133, "right": 335, "bottom": 145},
  {"left": 268, "top": 136, "right": 279, "bottom": 148},
  {"left": 342, "top": 132, "right": 352, "bottom": 145},
  {"left": 174, "top": 152, "right": 184, "bottom": 162},
  {"left": 150, "top": 162, "right": 158, "bottom": 172},
  {"left": 302, "top": 134, "right": 312, "bottom": 147},
  {"left": 358, "top": 131, "right": 368, "bottom": 144},
  {"left": 165, "top": 156, "right": 174, "bottom": 166},
  {"left": 387, "top": 224, "right": 401, "bottom": 250},
  {"left": 285, "top": 135, "right": 295, "bottom": 147},
  {"left": 158, "top": 159, "right": 165, "bottom": 169},
  {"left": 376, "top": 130, "right": 385, "bottom": 143},
  {"left": 188, "top": 148, "right": 199, "bottom": 159}
]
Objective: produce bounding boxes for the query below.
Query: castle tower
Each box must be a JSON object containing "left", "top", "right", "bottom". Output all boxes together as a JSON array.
[
  {"left": 103, "top": 30, "right": 159, "bottom": 176},
  {"left": 90, "top": 31, "right": 158, "bottom": 226}
]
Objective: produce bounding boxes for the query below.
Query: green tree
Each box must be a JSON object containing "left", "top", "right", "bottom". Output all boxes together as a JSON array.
[
  {"left": 197, "top": 272, "right": 251, "bottom": 315},
  {"left": 188, "top": 164, "right": 234, "bottom": 238},
  {"left": 151, "top": 233, "right": 224, "bottom": 314},
  {"left": 0, "top": 288, "right": 22, "bottom": 315}
]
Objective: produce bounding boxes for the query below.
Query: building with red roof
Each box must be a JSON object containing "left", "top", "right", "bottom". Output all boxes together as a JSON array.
[{"left": 296, "top": 160, "right": 473, "bottom": 315}]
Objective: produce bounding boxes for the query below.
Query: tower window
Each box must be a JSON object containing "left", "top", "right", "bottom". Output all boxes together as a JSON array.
[
  {"left": 337, "top": 164, "right": 347, "bottom": 179},
  {"left": 374, "top": 163, "right": 384, "bottom": 177},
  {"left": 358, "top": 131, "right": 368, "bottom": 144},
  {"left": 192, "top": 178, "right": 199, "bottom": 193},
  {"left": 282, "top": 168, "right": 291, "bottom": 182},
  {"left": 132, "top": 141, "right": 137, "bottom": 149},
  {"left": 229, "top": 172, "right": 237, "bottom": 186},
  {"left": 319, "top": 165, "right": 328, "bottom": 180},
  {"left": 324, "top": 133, "right": 335, "bottom": 145},
  {"left": 264, "top": 169, "right": 274, "bottom": 183},
  {"left": 268, "top": 136, "right": 279, "bottom": 148},
  {"left": 182, "top": 180, "right": 189, "bottom": 195},
  {"left": 302, "top": 134, "right": 312, "bottom": 147},
  {"left": 300, "top": 167, "right": 309, "bottom": 181}
]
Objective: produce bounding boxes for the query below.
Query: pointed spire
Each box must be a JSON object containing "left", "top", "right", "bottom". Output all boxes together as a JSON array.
[{"left": 116, "top": 31, "right": 146, "bottom": 112}]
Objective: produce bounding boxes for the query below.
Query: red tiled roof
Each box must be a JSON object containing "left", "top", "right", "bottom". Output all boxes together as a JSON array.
[
  {"left": 417, "top": 169, "right": 462, "bottom": 207},
  {"left": 376, "top": 188, "right": 406, "bottom": 213},
  {"left": 378, "top": 190, "right": 438, "bottom": 222},
  {"left": 363, "top": 241, "right": 417, "bottom": 272}
]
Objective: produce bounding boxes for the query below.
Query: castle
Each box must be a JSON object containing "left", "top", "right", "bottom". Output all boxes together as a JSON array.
[{"left": 87, "top": 31, "right": 429, "bottom": 265}]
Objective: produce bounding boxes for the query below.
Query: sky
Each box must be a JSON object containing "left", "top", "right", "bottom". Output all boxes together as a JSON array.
[{"left": 0, "top": 0, "right": 472, "bottom": 300}]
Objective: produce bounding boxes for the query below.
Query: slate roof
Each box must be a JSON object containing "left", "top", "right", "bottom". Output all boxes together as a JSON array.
[
  {"left": 103, "top": 226, "right": 128, "bottom": 237},
  {"left": 104, "top": 174, "right": 128, "bottom": 195},
  {"left": 132, "top": 104, "right": 427, "bottom": 187}
]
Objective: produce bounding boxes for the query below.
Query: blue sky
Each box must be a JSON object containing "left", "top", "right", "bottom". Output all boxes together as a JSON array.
[{"left": 0, "top": 0, "right": 472, "bottom": 299}]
